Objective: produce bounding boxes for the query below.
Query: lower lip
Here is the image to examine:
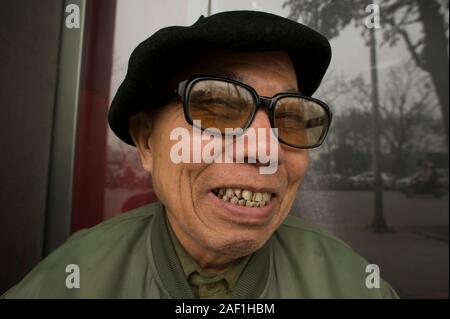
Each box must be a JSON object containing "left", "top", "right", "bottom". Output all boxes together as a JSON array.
[{"left": 208, "top": 192, "right": 276, "bottom": 221}]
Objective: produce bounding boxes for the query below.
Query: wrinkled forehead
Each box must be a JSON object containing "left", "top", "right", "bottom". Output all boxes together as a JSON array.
[
  {"left": 168, "top": 50, "right": 299, "bottom": 93},
  {"left": 196, "top": 50, "right": 296, "bottom": 75}
]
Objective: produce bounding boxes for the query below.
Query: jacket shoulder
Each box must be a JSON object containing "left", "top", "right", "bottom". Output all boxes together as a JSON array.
[
  {"left": 271, "top": 214, "right": 399, "bottom": 298},
  {"left": 2, "top": 202, "right": 162, "bottom": 298},
  {"left": 280, "top": 214, "right": 354, "bottom": 250}
]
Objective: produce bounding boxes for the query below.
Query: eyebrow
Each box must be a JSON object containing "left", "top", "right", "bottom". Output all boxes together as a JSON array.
[
  {"left": 203, "top": 69, "right": 245, "bottom": 82},
  {"left": 283, "top": 88, "right": 301, "bottom": 94},
  {"left": 202, "top": 69, "right": 300, "bottom": 94}
]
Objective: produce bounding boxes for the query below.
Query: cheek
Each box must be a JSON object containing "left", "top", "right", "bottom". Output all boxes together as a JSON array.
[
  {"left": 149, "top": 124, "right": 208, "bottom": 207},
  {"left": 150, "top": 144, "right": 177, "bottom": 205},
  {"left": 275, "top": 149, "right": 308, "bottom": 220},
  {"left": 148, "top": 108, "right": 187, "bottom": 196},
  {"left": 285, "top": 149, "right": 309, "bottom": 187}
]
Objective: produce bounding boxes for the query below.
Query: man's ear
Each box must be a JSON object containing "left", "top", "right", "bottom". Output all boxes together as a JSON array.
[{"left": 129, "top": 112, "right": 153, "bottom": 173}]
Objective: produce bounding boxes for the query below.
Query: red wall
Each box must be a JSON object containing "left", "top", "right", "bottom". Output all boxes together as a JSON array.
[{"left": 71, "top": 0, "right": 117, "bottom": 232}]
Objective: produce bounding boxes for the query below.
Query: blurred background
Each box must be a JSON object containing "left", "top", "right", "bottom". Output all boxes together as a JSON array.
[{"left": 0, "top": 0, "right": 448, "bottom": 298}]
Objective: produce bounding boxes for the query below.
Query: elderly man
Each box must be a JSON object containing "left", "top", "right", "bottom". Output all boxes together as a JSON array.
[{"left": 3, "top": 11, "right": 397, "bottom": 299}]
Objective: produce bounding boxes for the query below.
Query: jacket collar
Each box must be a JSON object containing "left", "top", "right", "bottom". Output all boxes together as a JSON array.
[{"left": 148, "top": 202, "right": 272, "bottom": 298}]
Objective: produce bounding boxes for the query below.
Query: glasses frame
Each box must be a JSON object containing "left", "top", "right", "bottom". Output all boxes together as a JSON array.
[{"left": 175, "top": 75, "right": 333, "bottom": 149}]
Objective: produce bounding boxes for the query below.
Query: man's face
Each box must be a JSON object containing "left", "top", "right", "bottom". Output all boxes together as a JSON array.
[{"left": 134, "top": 51, "right": 309, "bottom": 264}]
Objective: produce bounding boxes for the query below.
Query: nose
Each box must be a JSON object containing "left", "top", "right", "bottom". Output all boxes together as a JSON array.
[
  {"left": 233, "top": 108, "right": 281, "bottom": 172},
  {"left": 250, "top": 108, "right": 272, "bottom": 133}
]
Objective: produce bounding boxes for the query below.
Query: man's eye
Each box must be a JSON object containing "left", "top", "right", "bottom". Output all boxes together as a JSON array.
[
  {"left": 305, "top": 117, "right": 326, "bottom": 128},
  {"left": 277, "top": 112, "right": 304, "bottom": 123},
  {"left": 194, "top": 97, "right": 248, "bottom": 113},
  {"left": 207, "top": 96, "right": 244, "bottom": 105},
  {"left": 197, "top": 97, "right": 233, "bottom": 106},
  {"left": 191, "top": 104, "right": 241, "bottom": 119},
  {"left": 191, "top": 105, "right": 223, "bottom": 117}
]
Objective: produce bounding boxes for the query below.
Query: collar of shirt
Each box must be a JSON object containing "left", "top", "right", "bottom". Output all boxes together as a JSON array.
[
  {"left": 150, "top": 205, "right": 271, "bottom": 298},
  {"left": 166, "top": 215, "right": 251, "bottom": 298}
]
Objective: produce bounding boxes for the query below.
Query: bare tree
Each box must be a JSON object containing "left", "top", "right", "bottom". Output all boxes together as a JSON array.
[
  {"left": 347, "top": 62, "right": 443, "bottom": 176},
  {"left": 379, "top": 62, "right": 442, "bottom": 175},
  {"left": 283, "top": 0, "right": 449, "bottom": 144}
]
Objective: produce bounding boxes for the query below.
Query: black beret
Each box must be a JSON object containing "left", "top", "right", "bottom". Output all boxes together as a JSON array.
[{"left": 108, "top": 10, "right": 332, "bottom": 146}]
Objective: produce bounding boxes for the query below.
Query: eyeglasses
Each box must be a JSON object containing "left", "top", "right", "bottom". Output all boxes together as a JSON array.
[{"left": 175, "top": 76, "right": 332, "bottom": 149}]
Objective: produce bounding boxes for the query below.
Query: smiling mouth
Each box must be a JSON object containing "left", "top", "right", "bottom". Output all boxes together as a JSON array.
[{"left": 212, "top": 188, "right": 273, "bottom": 207}]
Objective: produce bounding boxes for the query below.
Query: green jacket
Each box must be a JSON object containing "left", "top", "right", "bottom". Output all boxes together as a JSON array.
[{"left": 2, "top": 202, "right": 398, "bottom": 298}]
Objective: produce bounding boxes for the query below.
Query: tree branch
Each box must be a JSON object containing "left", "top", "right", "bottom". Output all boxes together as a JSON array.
[{"left": 383, "top": 16, "right": 427, "bottom": 70}]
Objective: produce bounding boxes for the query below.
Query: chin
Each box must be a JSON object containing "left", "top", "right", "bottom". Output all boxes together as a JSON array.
[{"left": 206, "top": 228, "right": 270, "bottom": 258}]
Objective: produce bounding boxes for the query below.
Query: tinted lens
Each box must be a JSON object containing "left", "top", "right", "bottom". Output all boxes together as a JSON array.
[
  {"left": 274, "top": 97, "right": 329, "bottom": 147},
  {"left": 187, "top": 80, "right": 254, "bottom": 132}
]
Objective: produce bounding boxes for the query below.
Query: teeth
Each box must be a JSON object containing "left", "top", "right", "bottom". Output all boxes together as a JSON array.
[
  {"left": 242, "top": 190, "right": 252, "bottom": 201},
  {"left": 216, "top": 187, "right": 273, "bottom": 208},
  {"left": 225, "top": 189, "right": 234, "bottom": 198},
  {"left": 252, "top": 192, "right": 263, "bottom": 202},
  {"left": 230, "top": 196, "right": 239, "bottom": 204}
]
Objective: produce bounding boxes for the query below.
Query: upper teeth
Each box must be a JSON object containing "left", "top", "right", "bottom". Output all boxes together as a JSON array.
[{"left": 213, "top": 188, "right": 272, "bottom": 207}]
